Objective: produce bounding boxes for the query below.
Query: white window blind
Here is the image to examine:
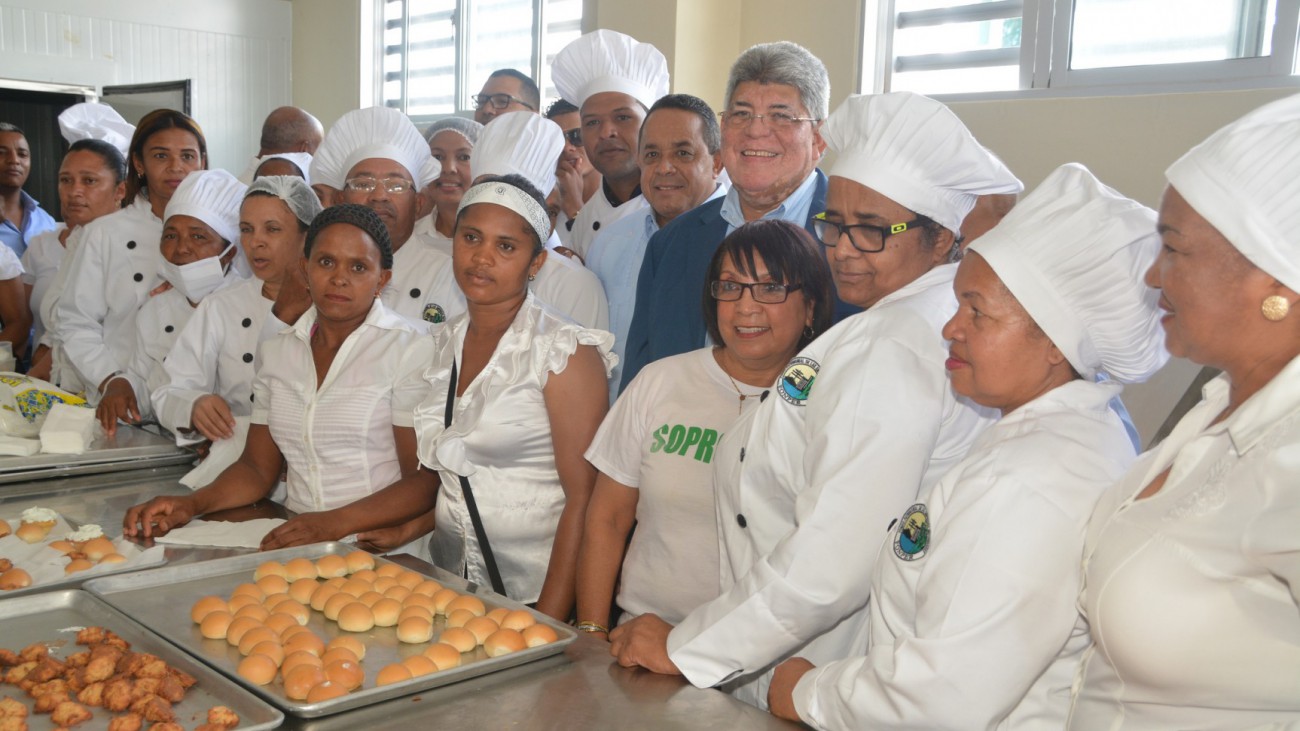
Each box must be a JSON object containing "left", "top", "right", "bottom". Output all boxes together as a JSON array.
[{"left": 381, "top": 0, "right": 582, "bottom": 118}]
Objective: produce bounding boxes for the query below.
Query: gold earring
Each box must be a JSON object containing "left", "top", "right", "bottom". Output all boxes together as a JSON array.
[{"left": 1262, "top": 295, "right": 1290, "bottom": 322}]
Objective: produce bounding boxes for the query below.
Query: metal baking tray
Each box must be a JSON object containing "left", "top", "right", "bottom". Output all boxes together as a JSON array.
[
  {"left": 0, "top": 589, "right": 283, "bottom": 730},
  {"left": 85, "top": 542, "right": 576, "bottom": 717},
  {"left": 0, "top": 510, "right": 168, "bottom": 600},
  {"left": 0, "top": 424, "right": 194, "bottom": 484}
]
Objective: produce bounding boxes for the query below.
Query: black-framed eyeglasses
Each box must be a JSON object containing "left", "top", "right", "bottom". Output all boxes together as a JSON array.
[
  {"left": 710, "top": 280, "right": 803, "bottom": 304},
  {"left": 343, "top": 176, "right": 414, "bottom": 194},
  {"left": 721, "top": 109, "right": 819, "bottom": 129},
  {"left": 812, "top": 212, "right": 925, "bottom": 253},
  {"left": 472, "top": 93, "right": 536, "bottom": 111},
  {"left": 562, "top": 127, "right": 583, "bottom": 146}
]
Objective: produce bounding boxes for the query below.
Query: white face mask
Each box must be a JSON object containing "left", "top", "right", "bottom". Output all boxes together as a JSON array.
[{"left": 162, "top": 242, "right": 235, "bottom": 303}]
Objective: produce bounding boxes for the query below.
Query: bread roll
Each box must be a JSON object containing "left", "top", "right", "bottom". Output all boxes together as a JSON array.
[
  {"left": 0, "top": 518, "right": 9, "bottom": 538},
  {"left": 226, "top": 616, "right": 262, "bottom": 646},
  {"left": 357, "top": 590, "right": 386, "bottom": 608},
  {"left": 375, "top": 663, "right": 412, "bottom": 686},
  {"left": 284, "top": 557, "right": 318, "bottom": 582},
  {"left": 324, "top": 659, "right": 364, "bottom": 690},
  {"left": 395, "top": 616, "right": 432, "bottom": 644},
  {"left": 310, "top": 583, "right": 340, "bottom": 612},
  {"left": 231, "top": 582, "right": 265, "bottom": 601},
  {"left": 437, "top": 627, "right": 476, "bottom": 653},
  {"left": 15, "top": 521, "right": 50, "bottom": 543},
  {"left": 399, "top": 605, "right": 433, "bottom": 624},
  {"left": 322, "top": 592, "right": 355, "bottom": 621},
  {"left": 375, "top": 563, "right": 403, "bottom": 579},
  {"left": 430, "top": 588, "right": 460, "bottom": 615},
  {"left": 372, "top": 598, "right": 402, "bottom": 628},
  {"left": 264, "top": 612, "right": 299, "bottom": 635},
  {"left": 306, "top": 679, "right": 349, "bottom": 703},
  {"left": 522, "top": 624, "right": 559, "bottom": 648},
  {"left": 411, "top": 579, "right": 442, "bottom": 597},
  {"left": 284, "top": 664, "right": 327, "bottom": 700},
  {"left": 249, "top": 640, "right": 284, "bottom": 666},
  {"left": 344, "top": 550, "right": 375, "bottom": 574},
  {"left": 48, "top": 539, "right": 77, "bottom": 554},
  {"left": 190, "top": 596, "right": 228, "bottom": 624},
  {"left": 445, "top": 595, "right": 486, "bottom": 617},
  {"left": 400, "top": 654, "right": 437, "bottom": 677},
  {"left": 484, "top": 628, "right": 526, "bottom": 657},
  {"left": 326, "top": 635, "right": 367, "bottom": 662},
  {"left": 64, "top": 558, "right": 94, "bottom": 574},
  {"left": 337, "top": 602, "right": 375, "bottom": 633},
  {"left": 283, "top": 631, "right": 325, "bottom": 658},
  {"left": 446, "top": 608, "right": 475, "bottom": 629},
  {"left": 281, "top": 650, "right": 324, "bottom": 677},
  {"left": 320, "top": 647, "right": 359, "bottom": 667},
  {"left": 199, "top": 611, "right": 234, "bottom": 639},
  {"left": 233, "top": 603, "right": 270, "bottom": 623},
  {"left": 253, "top": 560, "right": 287, "bottom": 581},
  {"left": 464, "top": 616, "right": 500, "bottom": 645},
  {"left": 237, "top": 654, "right": 278, "bottom": 685},
  {"left": 238, "top": 627, "right": 280, "bottom": 656},
  {"left": 423, "top": 642, "right": 462, "bottom": 671},
  {"left": 97, "top": 553, "right": 126, "bottom": 565},
  {"left": 288, "top": 578, "right": 319, "bottom": 604},
  {"left": 255, "top": 574, "right": 290, "bottom": 596},
  {"left": 486, "top": 607, "right": 510, "bottom": 624},
  {"left": 501, "top": 609, "right": 536, "bottom": 631},
  {"left": 81, "top": 536, "right": 116, "bottom": 561},
  {"left": 315, "top": 554, "right": 348, "bottom": 579},
  {"left": 383, "top": 585, "right": 411, "bottom": 602}
]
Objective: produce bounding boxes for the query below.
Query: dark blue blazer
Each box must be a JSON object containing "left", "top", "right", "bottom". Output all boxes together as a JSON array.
[{"left": 620, "top": 169, "right": 857, "bottom": 393}]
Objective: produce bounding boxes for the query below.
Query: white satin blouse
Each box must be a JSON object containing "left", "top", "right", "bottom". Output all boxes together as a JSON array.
[{"left": 400, "top": 294, "right": 615, "bottom": 603}]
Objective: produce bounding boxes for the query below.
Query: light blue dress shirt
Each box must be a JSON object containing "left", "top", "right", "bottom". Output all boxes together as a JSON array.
[
  {"left": 718, "top": 169, "right": 820, "bottom": 236},
  {"left": 0, "top": 190, "right": 57, "bottom": 258}
]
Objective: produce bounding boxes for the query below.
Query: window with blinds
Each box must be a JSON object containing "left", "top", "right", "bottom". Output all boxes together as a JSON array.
[
  {"left": 381, "top": 0, "right": 582, "bottom": 118},
  {"left": 877, "top": 0, "right": 1300, "bottom": 95}
]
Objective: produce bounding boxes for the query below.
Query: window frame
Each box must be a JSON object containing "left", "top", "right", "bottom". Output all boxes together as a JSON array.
[
  {"left": 376, "top": 0, "right": 565, "bottom": 122},
  {"left": 870, "top": 0, "right": 1300, "bottom": 97}
]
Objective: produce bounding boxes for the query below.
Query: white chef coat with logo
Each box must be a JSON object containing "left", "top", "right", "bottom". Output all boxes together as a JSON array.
[
  {"left": 668, "top": 263, "right": 997, "bottom": 707},
  {"left": 792, "top": 379, "right": 1134, "bottom": 730}
]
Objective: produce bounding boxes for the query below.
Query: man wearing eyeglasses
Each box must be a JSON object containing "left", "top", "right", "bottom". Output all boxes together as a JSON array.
[
  {"left": 309, "top": 107, "right": 464, "bottom": 331},
  {"left": 471, "top": 69, "right": 540, "bottom": 126},
  {"left": 552, "top": 30, "right": 671, "bottom": 261},
  {"left": 620, "top": 42, "right": 853, "bottom": 393}
]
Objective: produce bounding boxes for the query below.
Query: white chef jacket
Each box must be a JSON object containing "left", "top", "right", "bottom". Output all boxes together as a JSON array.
[
  {"left": 383, "top": 233, "right": 466, "bottom": 330},
  {"left": 252, "top": 299, "right": 434, "bottom": 515},
  {"left": 531, "top": 248, "right": 609, "bottom": 331},
  {"left": 667, "top": 263, "right": 997, "bottom": 707},
  {"left": 567, "top": 188, "right": 649, "bottom": 260},
  {"left": 1068, "top": 354, "right": 1300, "bottom": 730},
  {"left": 152, "top": 276, "right": 272, "bottom": 440},
  {"left": 21, "top": 225, "right": 64, "bottom": 348},
  {"left": 125, "top": 270, "right": 244, "bottom": 420},
  {"left": 35, "top": 225, "right": 87, "bottom": 390},
  {"left": 400, "top": 293, "right": 615, "bottom": 603},
  {"left": 56, "top": 196, "right": 163, "bottom": 401},
  {"left": 792, "top": 379, "right": 1135, "bottom": 730}
]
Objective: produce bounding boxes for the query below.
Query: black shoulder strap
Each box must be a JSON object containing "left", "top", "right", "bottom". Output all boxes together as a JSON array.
[{"left": 444, "top": 359, "right": 509, "bottom": 598}]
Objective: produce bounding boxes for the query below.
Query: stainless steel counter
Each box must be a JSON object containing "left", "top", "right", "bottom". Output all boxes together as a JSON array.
[
  {"left": 0, "top": 423, "right": 196, "bottom": 484},
  {"left": 0, "top": 467, "right": 800, "bottom": 730}
]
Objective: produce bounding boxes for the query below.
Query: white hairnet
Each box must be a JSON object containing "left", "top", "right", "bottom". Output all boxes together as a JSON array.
[
  {"left": 245, "top": 175, "right": 323, "bottom": 226},
  {"left": 425, "top": 117, "right": 483, "bottom": 147}
]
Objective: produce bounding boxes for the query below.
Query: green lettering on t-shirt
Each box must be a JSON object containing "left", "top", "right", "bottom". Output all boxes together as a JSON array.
[{"left": 649, "top": 424, "right": 721, "bottom": 464}]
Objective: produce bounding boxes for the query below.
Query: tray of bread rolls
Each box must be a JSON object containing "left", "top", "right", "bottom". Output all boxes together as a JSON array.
[
  {"left": 0, "top": 508, "right": 166, "bottom": 599},
  {"left": 83, "top": 542, "right": 575, "bottom": 717},
  {"left": 0, "top": 589, "right": 284, "bottom": 730}
]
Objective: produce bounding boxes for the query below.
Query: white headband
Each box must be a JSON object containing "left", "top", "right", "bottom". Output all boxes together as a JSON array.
[{"left": 457, "top": 181, "right": 551, "bottom": 247}]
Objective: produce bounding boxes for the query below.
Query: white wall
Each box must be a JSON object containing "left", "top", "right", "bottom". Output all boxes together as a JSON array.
[
  {"left": 291, "top": 0, "right": 365, "bottom": 133},
  {"left": 0, "top": 0, "right": 293, "bottom": 174}
]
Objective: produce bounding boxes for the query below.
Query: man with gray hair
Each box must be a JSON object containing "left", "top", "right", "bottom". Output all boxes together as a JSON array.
[{"left": 620, "top": 42, "right": 849, "bottom": 391}]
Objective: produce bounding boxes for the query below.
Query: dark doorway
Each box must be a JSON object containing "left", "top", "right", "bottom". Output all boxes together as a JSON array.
[{"left": 0, "top": 87, "right": 90, "bottom": 222}]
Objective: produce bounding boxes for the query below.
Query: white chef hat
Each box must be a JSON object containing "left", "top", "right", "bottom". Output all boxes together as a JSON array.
[
  {"left": 969, "top": 163, "right": 1167, "bottom": 383},
  {"left": 1166, "top": 92, "right": 1300, "bottom": 294},
  {"left": 164, "top": 169, "right": 249, "bottom": 246},
  {"left": 472, "top": 112, "right": 564, "bottom": 195},
  {"left": 823, "top": 92, "right": 1023, "bottom": 234},
  {"left": 552, "top": 30, "right": 670, "bottom": 110},
  {"left": 309, "top": 106, "right": 441, "bottom": 191},
  {"left": 58, "top": 103, "right": 135, "bottom": 155},
  {"left": 254, "top": 152, "right": 314, "bottom": 184}
]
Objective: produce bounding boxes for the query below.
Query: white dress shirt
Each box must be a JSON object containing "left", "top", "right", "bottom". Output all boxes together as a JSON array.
[
  {"left": 20, "top": 225, "right": 63, "bottom": 348},
  {"left": 793, "top": 379, "right": 1135, "bottom": 730},
  {"left": 567, "top": 188, "right": 649, "bottom": 259},
  {"left": 252, "top": 299, "right": 434, "bottom": 514},
  {"left": 667, "top": 263, "right": 997, "bottom": 707},
  {"left": 1068, "top": 354, "right": 1300, "bottom": 730}
]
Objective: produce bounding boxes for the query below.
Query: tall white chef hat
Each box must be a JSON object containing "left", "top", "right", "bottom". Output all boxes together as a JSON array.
[
  {"left": 471, "top": 112, "right": 564, "bottom": 195},
  {"left": 969, "top": 163, "right": 1167, "bottom": 383},
  {"left": 164, "top": 169, "right": 249, "bottom": 246},
  {"left": 1165, "top": 92, "right": 1300, "bottom": 294},
  {"left": 309, "top": 106, "right": 441, "bottom": 191},
  {"left": 58, "top": 103, "right": 135, "bottom": 155},
  {"left": 552, "top": 30, "right": 670, "bottom": 110},
  {"left": 253, "top": 152, "right": 314, "bottom": 184},
  {"left": 822, "top": 92, "right": 1023, "bottom": 234}
]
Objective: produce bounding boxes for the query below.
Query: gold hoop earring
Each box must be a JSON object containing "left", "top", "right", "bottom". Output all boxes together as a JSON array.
[{"left": 1262, "top": 295, "right": 1290, "bottom": 322}]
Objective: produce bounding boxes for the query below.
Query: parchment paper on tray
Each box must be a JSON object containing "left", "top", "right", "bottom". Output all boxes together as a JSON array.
[
  {"left": 0, "top": 509, "right": 166, "bottom": 595},
  {"left": 153, "top": 518, "right": 287, "bottom": 549}
]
